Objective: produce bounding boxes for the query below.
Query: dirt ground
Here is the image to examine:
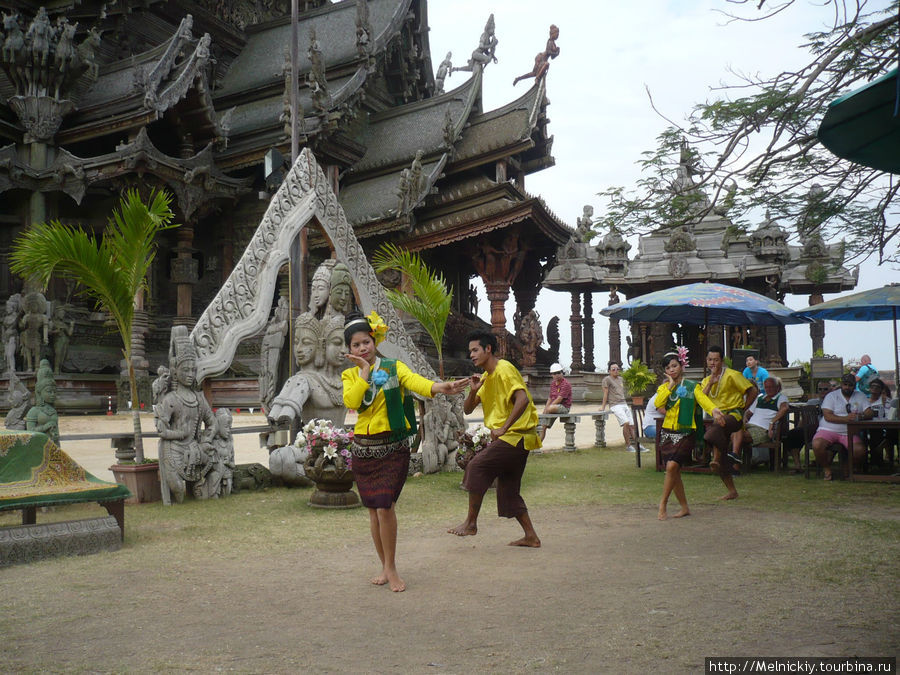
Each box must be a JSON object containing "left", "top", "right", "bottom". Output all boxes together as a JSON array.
[
  {"left": 2, "top": 504, "right": 898, "bottom": 673},
  {"left": 2, "top": 414, "right": 898, "bottom": 673}
]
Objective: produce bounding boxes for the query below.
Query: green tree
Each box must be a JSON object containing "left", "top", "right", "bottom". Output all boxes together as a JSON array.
[
  {"left": 371, "top": 243, "right": 452, "bottom": 378},
  {"left": 9, "top": 189, "right": 178, "bottom": 463},
  {"left": 598, "top": 0, "right": 899, "bottom": 263}
]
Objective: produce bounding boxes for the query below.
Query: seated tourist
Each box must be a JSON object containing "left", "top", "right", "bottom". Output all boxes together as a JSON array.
[
  {"left": 864, "top": 378, "right": 896, "bottom": 466},
  {"left": 540, "top": 362, "right": 572, "bottom": 441},
  {"left": 730, "top": 376, "right": 789, "bottom": 468},
  {"left": 642, "top": 396, "right": 664, "bottom": 439},
  {"left": 811, "top": 373, "right": 873, "bottom": 480}
]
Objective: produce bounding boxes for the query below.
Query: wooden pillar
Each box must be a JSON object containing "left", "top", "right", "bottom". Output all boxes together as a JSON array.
[
  {"left": 582, "top": 292, "right": 595, "bottom": 372},
  {"left": 608, "top": 289, "right": 621, "bottom": 365},
  {"left": 809, "top": 292, "right": 825, "bottom": 355},
  {"left": 484, "top": 281, "right": 511, "bottom": 354},
  {"left": 570, "top": 291, "right": 583, "bottom": 371},
  {"left": 171, "top": 226, "right": 198, "bottom": 327}
]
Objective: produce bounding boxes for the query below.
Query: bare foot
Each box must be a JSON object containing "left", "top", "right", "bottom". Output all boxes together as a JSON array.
[
  {"left": 385, "top": 569, "right": 405, "bottom": 592},
  {"left": 718, "top": 491, "right": 738, "bottom": 501},
  {"left": 658, "top": 508, "right": 668, "bottom": 521},
  {"left": 371, "top": 572, "right": 388, "bottom": 586},
  {"left": 447, "top": 522, "right": 477, "bottom": 536},
  {"left": 673, "top": 508, "right": 691, "bottom": 518},
  {"left": 509, "top": 536, "right": 541, "bottom": 548},
  {"left": 709, "top": 460, "right": 720, "bottom": 472}
]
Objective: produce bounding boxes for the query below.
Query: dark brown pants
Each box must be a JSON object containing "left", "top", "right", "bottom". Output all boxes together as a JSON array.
[{"left": 462, "top": 438, "right": 529, "bottom": 518}]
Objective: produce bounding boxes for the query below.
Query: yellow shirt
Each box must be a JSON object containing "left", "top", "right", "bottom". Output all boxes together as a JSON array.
[
  {"left": 700, "top": 368, "right": 754, "bottom": 420},
  {"left": 653, "top": 380, "right": 717, "bottom": 431},
  {"left": 342, "top": 359, "right": 435, "bottom": 435},
  {"left": 476, "top": 359, "right": 541, "bottom": 451}
]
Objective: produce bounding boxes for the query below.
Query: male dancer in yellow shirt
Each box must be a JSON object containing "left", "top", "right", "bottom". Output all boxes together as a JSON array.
[
  {"left": 447, "top": 330, "right": 541, "bottom": 547},
  {"left": 702, "top": 345, "right": 757, "bottom": 500}
]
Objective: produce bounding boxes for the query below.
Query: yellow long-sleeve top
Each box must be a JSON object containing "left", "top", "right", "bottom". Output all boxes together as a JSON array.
[
  {"left": 653, "top": 380, "right": 718, "bottom": 431},
  {"left": 342, "top": 359, "right": 435, "bottom": 436},
  {"left": 700, "top": 368, "right": 754, "bottom": 420}
]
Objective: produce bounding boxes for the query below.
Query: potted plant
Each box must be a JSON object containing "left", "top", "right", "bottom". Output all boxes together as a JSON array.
[
  {"left": 621, "top": 359, "right": 657, "bottom": 405},
  {"left": 10, "top": 189, "right": 178, "bottom": 503}
]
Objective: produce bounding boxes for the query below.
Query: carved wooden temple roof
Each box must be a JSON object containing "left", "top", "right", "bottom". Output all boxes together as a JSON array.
[{"left": 0, "top": 0, "right": 569, "bottom": 379}]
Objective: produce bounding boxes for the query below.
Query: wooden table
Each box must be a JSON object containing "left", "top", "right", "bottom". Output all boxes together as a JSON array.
[{"left": 844, "top": 419, "right": 900, "bottom": 483}]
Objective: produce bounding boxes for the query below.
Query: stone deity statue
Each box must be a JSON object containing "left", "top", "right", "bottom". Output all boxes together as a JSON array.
[
  {"left": 454, "top": 14, "right": 498, "bottom": 73},
  {"left": 574, "top": 205, "right": 594, "bottom": 243},
  {"left": 25, "top": 367, "right": 59, "bottom": 444},
  {"left": 258, "top": 296, "right": 290, "bottom": 411},
  {"left": 200, "top": 408, "right": 235, "bottom": 499},
  {"left": 49, "top": 304, "right": 74, "bottom": 374},
  {"left": 155, "top": 326, "right": 218, "bottom": 505},
  {"left": 5, "top": 375, "right": 31, "bottom": 430},
  {"left": 324, "top": 263, "right": 354, "bottom": 318},
  {"left": 267, "top": 313, "right": 346, "bottom": 434},
  {"left": 420, "top": 394, "right": 460, "bottom": 474},
  {"left": 2, "top": 293, "right": 22, "bottom": 375},
  {"left": 309, "top": 259, "right": 336, "bottom": 319},
  {"left": 19, "top": 290, "right": 48, "bottom": 373}
]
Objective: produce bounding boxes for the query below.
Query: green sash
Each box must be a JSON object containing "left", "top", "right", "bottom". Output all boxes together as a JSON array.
[
  {"left": 357, "top": 358, "right": 417, "bottom": 436},
  {"left": 664, "top": 379, "right": 705, "bottom": 444}
]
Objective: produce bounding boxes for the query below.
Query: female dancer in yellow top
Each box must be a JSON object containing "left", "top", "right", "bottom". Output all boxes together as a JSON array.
[{"left": 342, "top": 311, "right": 466, "bottom": 592}]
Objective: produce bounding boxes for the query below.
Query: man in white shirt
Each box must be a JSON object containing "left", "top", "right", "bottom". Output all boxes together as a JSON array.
[
  {"left": 730, "top": 376, "right": 789, "bottom": 466},
  {"left": 811, "top": 373, "right": 873, "bottom": 480}
]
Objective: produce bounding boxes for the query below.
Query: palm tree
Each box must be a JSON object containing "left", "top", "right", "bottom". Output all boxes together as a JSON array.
[
  {"left": 371, "top": 243, "right": 452, "bottom": 378},
  {"left": 9, "top": 188, "right": 177, "bottom": 463}
]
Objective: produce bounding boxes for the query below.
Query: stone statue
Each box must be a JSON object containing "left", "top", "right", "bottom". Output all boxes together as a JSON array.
[
  {"left": 2, "top": 13, "right": 25, "bottom": 65},
  {"left": 25, "top": 366, "right": 59, "bottom": 444},
  {"left": 151, "top": 365, "right": 170, "bottom": 406},
  {"left": 155, "top": 326, "right": 217, "bottom": 505},
  {"left": 25, "top": 7, "right": 52, "bottom": 70},
  {"left": 201, "top": 408, "right": 235, "bottom": 498},
  {"left": 267, "top": 313, "right": 346, "bottom": 434},
  {"left": 49, "top": 304, "right": 74, "bottom": 374},
  {"left": 454, "top": 14, "right": 498, "bottom": 73},
  {"left": 19, "top": 290, "right": 48, "bottom": 373},
  {"left": 420, "top": 394, "right": 459, "bottom": 474},
  {"left": 513, "top": 24, "right": 559, "bottom": 86},
  {"left": 2, "top": 293, "right": 22, "bottom": 376},
  {"left": 396, "top": 168, "right": 412, "bottom": 218},
  {"left": 434, "top": 51, "right": 452, "bottom": 93},
  {"left": 309, "top": 259, "right": 335, "bottom": 319},
  {"left": 75, "top": 27, "right": 101, "bottom": 80},
  {"left": 325, "top": 263, "right": 354, "bottom": 318},
  {"left": 307, "top": 27, "right": 328, "bottom": 112},
  {"left": 517, "top": 309, "right": 542, "bottom": 369},
  {"left": 269, "top": 441, "right": 312, "bottom": 487},
  {"left": 574, "top": 204, "right": 593, "bottom": 242},
  {"left": 258, "top": 296, "right": 290, "bottom": 411},
  {"left": 5, "top": 375, "right": 30, "bottom": 430}
]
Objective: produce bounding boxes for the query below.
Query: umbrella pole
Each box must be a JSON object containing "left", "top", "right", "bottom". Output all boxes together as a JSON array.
[{"left": 894, "top": 307, "right": 899, "bottom": 390}]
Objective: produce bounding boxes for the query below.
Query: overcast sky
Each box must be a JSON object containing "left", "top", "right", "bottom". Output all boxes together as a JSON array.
[{"left": 427, "top": 0, "right": 900, "bottom": 375}]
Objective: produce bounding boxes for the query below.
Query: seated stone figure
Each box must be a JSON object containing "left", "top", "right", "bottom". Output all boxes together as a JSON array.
[
  {"left": 200, "top": 408, "right": 235, "bottom": 498},
  {"left": 5, "top": 376, "right": 31, "bottom": 430},
  {"left": 25, "top": 368, "right": 59, "bottom": 444},
  {"left": 155, "top": 326, "right": 218, "bottom": 505},
  {"left": 267, "top": 313, "right": 346, "bottom": 435}
]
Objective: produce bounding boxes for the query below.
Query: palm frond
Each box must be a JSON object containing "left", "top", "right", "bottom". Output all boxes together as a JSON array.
[{"left": 372, "top": 243, "right": 452, "bottom": 376}]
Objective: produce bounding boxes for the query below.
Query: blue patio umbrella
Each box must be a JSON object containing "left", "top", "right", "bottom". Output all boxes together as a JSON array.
[
  {"left": 600, "top": 282, "right": 809, "bottom": 326},
  {"left": 793, "top": 283, "right": 900, "bottom": 382}
]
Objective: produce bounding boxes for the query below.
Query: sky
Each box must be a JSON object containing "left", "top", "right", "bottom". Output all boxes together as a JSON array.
[{"left": 426, "top": 0, "right": 900, "bottom": 375}]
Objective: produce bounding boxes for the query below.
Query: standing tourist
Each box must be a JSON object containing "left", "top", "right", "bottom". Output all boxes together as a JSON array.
[
  {"left": 701, "top": 346, "right": 757, "bottom": 500},
  {"left": 343, "top": 312, "right": 466, "bottom": 592},
  {"left": 447, "top": 329, "right": 542, "bottom": 548},
  {"left": 601, "top": 361, "right": 637, "bottom": 452},
  {"left": 854, "top": 355, "right": 878, "bottom": 396},
  {"left": 654, "top": 352, "right": 720, "bottom": 519},
  {"left": 741, "top": 354, "right": 769, "bottom": 391}
]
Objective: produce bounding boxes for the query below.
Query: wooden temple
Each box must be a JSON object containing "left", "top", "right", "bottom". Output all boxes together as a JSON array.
[
  {"left": 544, "top": 151, "right": 859, "bottom": 372},
  {"left": 0, "top": 0, "right": 570, "bottom": 410}
]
